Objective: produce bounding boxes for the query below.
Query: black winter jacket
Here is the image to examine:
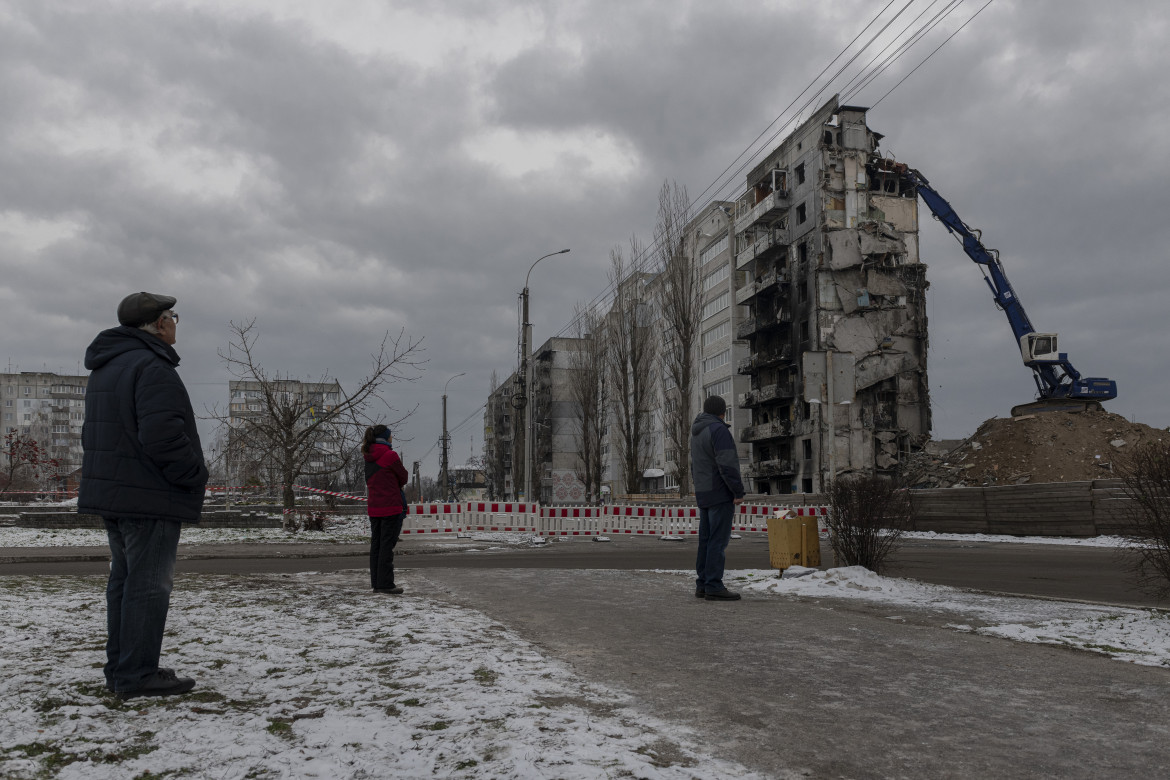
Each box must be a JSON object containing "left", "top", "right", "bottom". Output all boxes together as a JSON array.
[{"left": 79, "top": 326, "right": 208, "bottom": 523}]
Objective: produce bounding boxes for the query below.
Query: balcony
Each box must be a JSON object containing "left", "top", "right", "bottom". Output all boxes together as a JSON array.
[
  {"left": 735, "top": 307, "right": 793, "bottom": 339},
  {"left": 734, "top": 190, "right": 790, "bottom": 235},
  {"left": 734, "top": 268, "right": 788, "bottom": 305},
  {"left": 737, "top": 345, "right": 794, "bottom": 375},
  {"left": 743, "top": 458, "right": 796, "bottom": 479},
  {"left": 737, "top": 379, "right": 795, "bottom": 408},
  {"left": 740, "top": 420, "right": 792, "bottom": 442}
]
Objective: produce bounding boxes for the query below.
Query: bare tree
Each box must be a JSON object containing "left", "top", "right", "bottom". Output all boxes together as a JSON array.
[
  {"left": 0, "top": 431, "right": 59, "bottom": 495},
  {"left": 210, "top": 319, "right": 424, "bottom": 511},
  {"left": 653, "top": 179, "right": 701, "bottom": 496},
  {"left": 605, "top": 240, "right": 657, "bottom": 496},
  {"left": 568, "top": 302, "right": 606, "bottom": 503}
]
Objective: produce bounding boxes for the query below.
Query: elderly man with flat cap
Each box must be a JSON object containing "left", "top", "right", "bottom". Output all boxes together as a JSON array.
[{"left": 80, "top": 292, "right": 208, "bottom": 699}]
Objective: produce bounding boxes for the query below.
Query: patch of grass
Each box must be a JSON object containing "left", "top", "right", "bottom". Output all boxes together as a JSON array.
[
  {"left": 266, "top": 719, "right": 294, "bottom": 738},
  {"left": 207, "top": 659, "right": 228, "bottom": 670},
  {"left": 185, "top": 690, "right": 227, "bottom": 704},
  {"left": 473, "top": 666, "right": 498, "bottom": 685},
  {"left": 455, "top": 759, "right": 479, "bottom": 770},
  {"left": 422, "top": 720, "right": 449, "bottom": 731},
  {"left": 264, "top": 667, "right": 286, "bottom": 676},
  {"left": 384, "top": 704, "right": 401, "bottom": 717},
  {"left": 401, "top": 697, "right": 423, "bottom": 707}
]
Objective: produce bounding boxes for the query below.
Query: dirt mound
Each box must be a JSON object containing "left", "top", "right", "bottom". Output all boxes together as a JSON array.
[{"left": 910, "top": 411, "right": 1168, "bottom": 488}]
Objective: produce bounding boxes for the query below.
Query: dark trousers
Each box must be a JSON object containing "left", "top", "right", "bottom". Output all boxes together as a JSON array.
[
  {"left": 370, "top": 514, "right": 404, "bottom": 589},
  {"left": 104, "top": 517, "right": 181, "bottom": 692},
  {"left": 696, "top": 502, "right": 735, "bottom": 594}
]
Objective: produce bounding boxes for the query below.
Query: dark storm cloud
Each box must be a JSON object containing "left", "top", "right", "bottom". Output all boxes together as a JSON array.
[{"left": 0, "top": 0, "right": 1166, "bottom": 482}]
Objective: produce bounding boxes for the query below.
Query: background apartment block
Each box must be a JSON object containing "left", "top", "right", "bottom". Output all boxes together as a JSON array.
[
  {"left": 1, "top": 371, "right": 88, "bottom": 484},
  {"left": 484, "top": 337, "right": 592, "bottom": 503},
  {"left": 689, "top": 202, "right": 752, "bottom": 477},
  {"left": 734, "top": 96, "right": 929, "bottom": 494},
  {"left": 227, "top": 379, "right": 343, "bottom": 485}
]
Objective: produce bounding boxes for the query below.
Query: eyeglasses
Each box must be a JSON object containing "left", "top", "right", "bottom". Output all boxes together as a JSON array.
[{"left": 162, "top": 312, "right": 179, "bottom": 324}]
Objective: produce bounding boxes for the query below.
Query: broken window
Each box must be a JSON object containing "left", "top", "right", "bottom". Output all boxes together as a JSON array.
[
  {"left": 802, "top": 477, "right": 813, "bottom": 493},
  {"left": 795, "top": 163, "right": 806, "bottom": 185},
  {"left": 796, "top": 203, "right": 807, "bottom": 224},
  {"left": 802, "top": 439, "right": 812, "bottom": 460},
  {"left": 799, "top": 242, "right": 808, "bottom": 264}
]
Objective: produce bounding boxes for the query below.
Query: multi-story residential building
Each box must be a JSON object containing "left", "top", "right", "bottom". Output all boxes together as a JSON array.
[
  {"left": 734, "top": 96, "right": 930, "bottom": 494},
  {"left": 484, "top": 337, "right": 591, "bottom": 504},
  {"left": 689, "top": 202, "right": 753, "bottom": 479},
  {"left": 0, "top": 371, "right": 88, "bottom": 484},
  {"left": 227, "top": 379, "right": 343, "bottom": 484}
]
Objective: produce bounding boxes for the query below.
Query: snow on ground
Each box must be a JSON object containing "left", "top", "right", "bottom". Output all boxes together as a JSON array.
[
  {"left": 0, "top": 517, "right": 546, "bottom": 549},
  {"left": 715, "top": 566, "right": 1170, "bottom": 668},
  {"left": 0, "top": 571, "right": 765, "bottom": 780},
  {"left": 0, "top": 516, "right": 1141, "bottom": 549},
  {"left": 900, "top": 530, "right": 1132, "bottom": 547}
]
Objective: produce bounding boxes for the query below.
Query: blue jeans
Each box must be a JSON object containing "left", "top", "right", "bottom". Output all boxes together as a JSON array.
[
  {"left": 696, "top": 502, "right": 735, "bottom": 593},
  {"left": 104, "top": 518, "right": 181, "bottom": 692}
]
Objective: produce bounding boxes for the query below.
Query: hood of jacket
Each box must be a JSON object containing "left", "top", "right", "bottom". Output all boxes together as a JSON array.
[
  {"left": 363, "top": 440, "right": 393, "bottom": 462},
  {"left": 691, "top": 412, "right": 725, "bottom": 436},
  {"left": 84, "top": 325, "right": 180, "bottom": 371}
]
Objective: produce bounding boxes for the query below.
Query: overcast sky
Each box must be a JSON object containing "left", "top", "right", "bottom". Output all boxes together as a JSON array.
[{"left": 2, "top": 0, "right": 1166, "bottom": 481}]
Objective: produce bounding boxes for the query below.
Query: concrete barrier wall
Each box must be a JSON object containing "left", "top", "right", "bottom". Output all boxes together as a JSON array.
[{"left": 909, "top": 479, "right": 1133, "bottom": 537}]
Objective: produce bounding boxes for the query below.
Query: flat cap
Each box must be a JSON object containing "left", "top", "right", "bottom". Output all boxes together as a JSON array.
[{"left": 117, "top": 291, "right": 177, "bottom": 327}]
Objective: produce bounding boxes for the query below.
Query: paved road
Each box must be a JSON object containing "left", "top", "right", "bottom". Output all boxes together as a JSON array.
[
  {"left": 416, "top": 567, "right": 1170, "bottom": 779},
  {"left": 4, "top": 535, "right": 1165, "bottom": 609}
]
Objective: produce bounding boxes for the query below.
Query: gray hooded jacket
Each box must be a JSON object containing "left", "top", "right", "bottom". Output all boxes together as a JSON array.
[{"left": 690, "top": 412, "right": 745, "bottom": 508}]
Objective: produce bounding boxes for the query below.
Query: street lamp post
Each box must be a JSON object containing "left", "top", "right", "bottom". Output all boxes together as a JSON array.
[
  {"left": 441, "top": 372, "right": 465, "bottom": 502},
  {"left": 519, "top": 248, "right": 570, "bottom": 502}
]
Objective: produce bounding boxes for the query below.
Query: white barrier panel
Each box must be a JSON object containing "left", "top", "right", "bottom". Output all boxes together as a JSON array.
[
  {"left": 401, "top": 502, "right": 464, "bottom": 535},
  {"left": 464, "top": 502, "right": 538, "bottom": 532},
  {"left": 540, "top": 506, "right": 605, "bottom": 536}
]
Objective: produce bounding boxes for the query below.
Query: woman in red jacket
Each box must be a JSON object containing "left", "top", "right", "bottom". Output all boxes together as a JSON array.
[{"left": 362, "top": 424, "right": 410, "bottom": 594}]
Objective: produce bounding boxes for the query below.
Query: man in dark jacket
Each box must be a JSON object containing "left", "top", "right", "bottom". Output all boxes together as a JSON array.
[
  {"left": 80, "top": 291, "right": 208, "bottom": 699},
  {"left": 690, "top": 395, "right": 745, "bottom": 601}
]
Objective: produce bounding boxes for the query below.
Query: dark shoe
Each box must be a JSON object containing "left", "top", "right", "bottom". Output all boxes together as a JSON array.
[
  {"left": 107, "top": 667, "right": 173, "bottom": 693},
  {"left": 695, "top": 588, "right": 706, "bottom": 598},
  {"left": 374, "top": 586, "right": 404, "bottom": 594},
  {"left": 116, "top": 669, "right": 195, "bottom": 700},
  {"left": 704, "top": 589, "right": 741, "bottom": 601}
]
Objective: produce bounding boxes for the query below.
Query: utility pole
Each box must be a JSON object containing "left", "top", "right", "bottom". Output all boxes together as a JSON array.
[
  {"left": 412, "top": 460, "right": 421, "bottom": 502},
  {"left": 520, "top": 248, "right": 570, "bottom": 502},
  {"left": 442, "top": 373, "right": 464, "bottom": 502}
]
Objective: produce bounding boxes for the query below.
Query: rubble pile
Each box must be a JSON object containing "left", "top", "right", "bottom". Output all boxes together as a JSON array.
[{"left": 906, "top": 410, "right": 1168, "bottom": 488}]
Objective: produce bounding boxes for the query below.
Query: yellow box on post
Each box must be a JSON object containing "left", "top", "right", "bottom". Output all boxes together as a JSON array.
[{"left": 766, "top": 510, "right": 821, "bottom": 571}]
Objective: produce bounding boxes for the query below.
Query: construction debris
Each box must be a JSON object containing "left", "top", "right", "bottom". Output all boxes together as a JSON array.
[{"left": 904, "top": 411, "right": 1168, "bottom": 488}]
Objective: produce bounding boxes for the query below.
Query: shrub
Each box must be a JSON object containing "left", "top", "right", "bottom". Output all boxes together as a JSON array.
[
  {"left": 825, "top": 474, "right": 911, "bottom": 574},
  {"left": 1118, "top": 439, "right": 1170, "bottom": 598}
]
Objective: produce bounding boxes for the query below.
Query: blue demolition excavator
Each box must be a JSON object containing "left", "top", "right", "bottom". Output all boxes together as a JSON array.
[{"left": 873, "top": 159, "right": 1117, "bottom": 416}]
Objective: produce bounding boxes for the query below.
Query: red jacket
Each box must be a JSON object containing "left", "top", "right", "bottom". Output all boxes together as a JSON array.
[{"left": 364, "top": 443, "right": 409, "bottom": 517}]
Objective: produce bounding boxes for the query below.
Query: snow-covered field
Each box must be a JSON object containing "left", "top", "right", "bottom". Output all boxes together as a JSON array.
[
  {"left": 0, "top": 515, "right": 1141, "bottom": 549},
  {"left": 1, "top": 571, "right": 766, "bottom": 780},
  {"left": 3, "top": 565, "right": 1168, "bottom": 779}
]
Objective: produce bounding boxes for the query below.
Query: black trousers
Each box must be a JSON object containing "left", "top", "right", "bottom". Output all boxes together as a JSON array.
[{"left": 369, "top": 514, "right": 404, "bottom": 589}]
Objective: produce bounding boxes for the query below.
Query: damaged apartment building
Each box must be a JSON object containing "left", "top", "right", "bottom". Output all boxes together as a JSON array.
[{"left": 732, "top": 96, "right": 930, "bottom": 494}]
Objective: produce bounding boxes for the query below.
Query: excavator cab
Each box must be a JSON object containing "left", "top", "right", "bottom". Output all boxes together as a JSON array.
[{"left": 1020, "top": 332, "right": 1061, "bottom": 364}]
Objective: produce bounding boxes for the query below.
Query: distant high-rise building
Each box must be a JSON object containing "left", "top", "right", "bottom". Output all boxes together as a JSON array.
[{"left": 0, "top": 371, "right": 88, "bottom": 485}]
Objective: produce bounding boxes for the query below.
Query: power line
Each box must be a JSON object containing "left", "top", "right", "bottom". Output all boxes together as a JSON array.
[
  {"left": 868, "top": 0, "right": 996, "bottom": 109},
  {"left": 551, "top": 0, "right": 969, "bottom": 342}
]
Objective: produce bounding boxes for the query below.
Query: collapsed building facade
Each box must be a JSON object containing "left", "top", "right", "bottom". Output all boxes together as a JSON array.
[{"left": 734, "top": 96, "right": 930, "bottom": 493}]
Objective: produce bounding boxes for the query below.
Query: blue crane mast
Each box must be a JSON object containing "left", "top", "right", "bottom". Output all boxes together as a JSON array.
[{"left": 873, "top": 159, "right": 1117, "bottom": 416}]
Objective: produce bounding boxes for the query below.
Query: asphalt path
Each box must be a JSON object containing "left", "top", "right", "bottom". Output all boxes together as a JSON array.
[
  {"left": 3, "top": 535, "right": 1166, "bottom": 609},
  {"left": 415, "top": 567, "right": 1170, "bottom": 779}
]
